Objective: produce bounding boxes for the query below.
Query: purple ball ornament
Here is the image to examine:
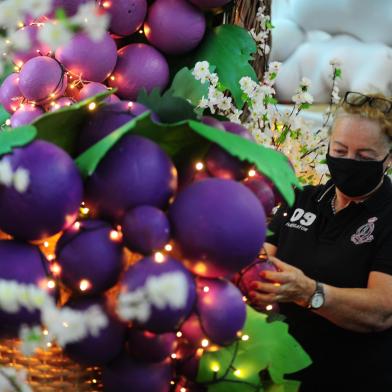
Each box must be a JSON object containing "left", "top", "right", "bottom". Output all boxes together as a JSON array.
[
  {"left": 85, "top": 134, "right": 177, "bottom": 222},
  {"left": 222, "top": 121, "right": 254, "bottom": 141},
  {"left": 77, "top": 101, "right": 151, "bottom": 154},
  {"left": 64, "top": 297, "right": 126, "bottom": 365},
  {"left": 144, "top": 0, "right": 206, "bottom": 55},
  {"left": 0, "top": 73, "right": 23, "bottom": 113},
  {"left": 77, "top": 82, "right": 119, "bottom": 104},
  {"left": 10, "top": 104, "right": 44, "bottom": 127},
  {"left": 243, "top": 175, "right": 276, "bottom": 216},
  {"left": 0, "top": 140, "right": 83, "bottom": 241},
  {"left": 201, "top": 116, "right": 225, "bottom": 130},
  {"left": 188, "top": 0, "right": 232, "bottom": 9},
  {"left": 180, "top": 313, "right": 206, "bottom": 347},
  {"left": 122, "top": 206, "right": 170, "bottom": 255},
  {"left": 117, "top": 256, "right": 196, "bottom": 333},
  {"left": 169, "top": 179, "right": 267, "bottom": 278},
  {"left": 47, "top": 96, "right": 75, "bottom": 112},
  {"left": 102, "top": 0, "right": 148, "bottom": 37},
  {"left": 50, "top": 0, "right": 90, "bottom": 16},
  {"left": 0, "top": 240, "right": 49, "bottom": 335},
  {"left": 197, "top": 278, "right": 246, "bottom": 346},
  {"left": 56, "top": 32, "right": 117, "bottom": 82},
  {"left": 108, "top": 43, "right": 169, "bottom": 100},
  {"left": 56, "top": 219, "right": 124, "bottom": 295},
  {"left": 103, "top": 354, "right": 172, "bottom": 392},
  {"left": 18, "top": 56, "right": 67, "bottom": 103},
  {"left": 12, "top": 24, "right": 51, "bottom": 66},
  {"left": 127, "top": 329, "right": 177, "bottom": 363}
]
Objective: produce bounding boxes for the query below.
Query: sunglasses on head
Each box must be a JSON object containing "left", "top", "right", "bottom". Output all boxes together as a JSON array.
[{"left": 343, "top": 91, "right": 392, "bottom": 114}]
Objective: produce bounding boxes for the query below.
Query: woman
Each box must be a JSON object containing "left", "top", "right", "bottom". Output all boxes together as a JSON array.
[{"left": 251, "top": 92, "right": 392, "bottom": 391}]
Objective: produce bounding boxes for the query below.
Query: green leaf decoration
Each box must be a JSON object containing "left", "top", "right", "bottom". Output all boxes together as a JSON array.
[
  {"left": 75, "top": 113, "right": 299, "bottom": 205},
  {"left": 167, "top": 67, "right": 209, "bottom": 108},
  {"left": 0, "top": 105, "right": 10, "bottom": 125},
  {"left": 137, "top": 87, "right": 198, "bottom": 123},
  {"left": 196, "top": 306, "right": 311, "bottom": 391},
  {"left": 0, "top": 125, "right": 37, "bottom": 157},
  {"left": 189, "top": 24, "right": 258, "bottom": 106},
  {"left": 32, "top": 90, "right": 115, "bottom": 156}
]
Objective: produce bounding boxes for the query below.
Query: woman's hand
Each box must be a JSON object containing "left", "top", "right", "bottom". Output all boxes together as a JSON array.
[{"left": 249, "top": 256, "right": 316, "bottom": 308}]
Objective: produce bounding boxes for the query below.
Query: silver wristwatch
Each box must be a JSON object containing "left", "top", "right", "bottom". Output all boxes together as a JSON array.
[{"left": 308, "top": 281, "right": 325, "bottom": 309}]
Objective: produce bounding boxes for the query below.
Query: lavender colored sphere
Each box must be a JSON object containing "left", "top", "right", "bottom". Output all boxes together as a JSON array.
[
  {"left": 19, "top": 56, "right": 67, "bottom": 103},
  {"left": 85, "top": 134, "right": 177, "bottom": 222},
  {"left": 12, "top": 25, "right": 51, "bottom": 66},
  {"left": 201, "top": 116, "right": 225, "bottom": 130},
  {"left": 170, "top": 179, "right": 267, "bottom": 278},
  {"left": 145, "top": 0, "right": 206, "bottom": 55},
  {"left": 243, "top": 175, "right": 276, "bottom": 216},
  {"left": 127, "top": 329, "right": 176, "bottom": 362},
  {"left": 180, "top": 313, "right": 205, "bottom": 347},
  {"left": 108, "top": 43, "right": 169, "bottom": 100},
  {"left": 0, "top": 73, "right": 23, "bottom": 113},
  {"left": 122, "top": 206, "right": 170, "bottom": 255},
  {"left": 0, "top": 240, "right": 48, "bottom": 335},
  {"left": 64, "top": 297, "right": 126, "bottom": 365},
  {"left": 222, "top": 121, "right": 254, "bottom": 142},
  {"left": 48, "top": 97, "right": 74, "bottom": 111},
  {"left": 50, "top": 0, "right": 90, "bottom": 16},
  {"left": 103, "top": 355, "right": 172, "bottom": 392},
  {"left": 11, "top": 104, "right": 44, "bottom": 127},
  {"left": 78, "top": 82, "right": 118, "bottom": 104},
  {"left": 188, "top": 0, "right": 232, "bottom": 9},
  {"left": 104, "top": 0, "right": 147, "bottom": 36},
  {"left": 197, "top": 278, "right": 246, "bottom": 346},
  {"left": 118, "top": 256, "right": 196, "bottom": 333},
  {"left": 0, "top": 141, "right": 83, "bottom": 241},
  {"left": 56, "top": 220, "right": 123, "bottom": 295},
  {"left": 56, "top": 32, "right": 117, "bottom": 82},
  {"left": 77, "top": 101, "right": 151, "bottom": 154}
]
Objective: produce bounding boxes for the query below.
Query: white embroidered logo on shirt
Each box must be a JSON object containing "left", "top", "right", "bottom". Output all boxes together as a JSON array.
[
  {"left": 351, "top": 217, "right": 378, "bottom": 245},
  {"left": 285, "top": 208, "right": 317, "bottom": 232}
]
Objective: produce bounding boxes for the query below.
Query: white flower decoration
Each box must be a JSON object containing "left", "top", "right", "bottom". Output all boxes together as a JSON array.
[
  {"left": 13, "top": 167, "right": 30, "bottom": 193},
  {"left": 38, "top": 21, "right": 73, "bottom": 50}
]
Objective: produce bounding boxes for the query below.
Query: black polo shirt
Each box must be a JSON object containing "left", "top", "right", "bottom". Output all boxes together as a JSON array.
[{"left": 267, "top": 176, "right": 392, "bottom": 391}]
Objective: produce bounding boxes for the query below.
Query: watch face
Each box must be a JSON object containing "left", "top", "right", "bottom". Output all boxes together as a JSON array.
[{"left": 311, "top": 293, "right": 324, "bottom": 309}]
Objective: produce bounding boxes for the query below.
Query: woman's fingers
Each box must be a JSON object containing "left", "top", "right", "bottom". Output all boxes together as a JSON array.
[
  {"left": 261, "top": 270, "right": 292, "bottom": 283},
  {"left": 251, "top": 281, "right": 282, "bottom": 294},
  {"left": 249, "top": 290, "right": 277, "bottom": 304},
  {"left": 269, "top": 256, "right": 294, "bottom": 271}
]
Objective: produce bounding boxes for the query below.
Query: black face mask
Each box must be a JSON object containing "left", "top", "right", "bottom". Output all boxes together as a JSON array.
[{"left": 326, "top": 152, "right": 389, "bottom": 197}]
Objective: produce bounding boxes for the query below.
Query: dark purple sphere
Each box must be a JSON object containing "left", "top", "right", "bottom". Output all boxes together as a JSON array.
[
  {"left": 197, "top": 278, "right": 246, "bottom": 346},
  {"left": 77, "top": 101, "right": 151, "bottom": 154},
  {"left": 201, "top": 116, "right": 225, "bottom": 130},
  {"left": 122, "top": 206, "right": 170, "bottom": 255},
  {"left": 243, "top": 175, "right": 276, "bottom": 216},
  {"left": 108, "top": 43, "right": 169, "bottom": 100},
  {"left": 0, "top": 240, "right": 48, "bottom": 335},
  {"left": 118, "top": 256, "right": 196, "bottom": 333},
  {"left": 56, "top": 220, "right": 124, "bottom": 295},
  {"left": 0, "top": 141, "right": 83, "bottom": 241},
  {"left": 56, "top": 32, "right": 117, "bottom": 82},
  {"left": 77, "top": 82, "right": 118, "bottom": 104},
  {"left": 103, "top": 0, "right": 148, "bottom": 36},
  {"left": 11, "top": 104, "right": 44, "bottom": 127},
  {"left": 47, "top": 97, "right": 75, "bottom": 112},
  {"left": 222, "top": 121, "right": 254, "bottom": 141},
  {"left": 50, "top": 0, "right": 90, "bottom": 16},
  {"left": 169, "top": 179, "right": 267, "bottom": 278},
  {"left": 64, "top": 297, "right": 126, "bottom": 365},
  {"left": 180, "top": 313, "right": 205, "bottom": 347},
  {"left": 0, "top": 73, "right": 23, "bottom": 113},
  {"left": 189, "top": 0, "right": 232, "bottom": 9},
  {"left": 127, "top": 329, "right": 176, "bottom": 363},
  {"left": 85, "top": 134, "right": 177, "bottom": 222},
  {"left": 103, "top": 355, "right": 172, "bottom": 392},
  {"left": 144, "top": 0, "right": 206, "bottom": 55}
]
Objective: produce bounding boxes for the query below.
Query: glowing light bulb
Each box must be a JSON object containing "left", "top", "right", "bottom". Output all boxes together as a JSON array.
[
  {"left": 170, "top": 381, "right": 175, "bottom": 385},
  {"left": 110, "top": 230, "right": 122, "bottom": 241},
  {"left": 63, "top": 322, "right": 69, "bottom": 328},
  {"left": 266, "top": 304, "right": 273, "bottom": 311},
  {"left": 234, "top": 369, "right": 242, "bottom": 377},
  {"left": 241, "top": 335, "right": 249, "bottom": 341},
  {"left": 171, "top": 353, "right": 177, "bottom": 359},
  {"left": 102, "top": 0, "right": 111, "bottom": 7},
  {"left": 164, "top": 244, "right": 173, "bottom": 252},
  {"left": 47, "top": 254, "right": 55, "bottom": 261},
  {"left": 110, "top": 75, "right": 115, "bottom": 81},
  {"left": 211, "top": 364, "right": 220, "bottom": 372},
  {"left": 195, "top": 162, "right": 204, "bottom": 171},
  {"left": 201, "top": 339, "right": 209, "bottom": 348},
  {"left": 80, "top": 206, "right": 89, "bottom": 215},
  {"left": 50, "top": 263, "right": 62, "bottom": 276},
  {"left": 47, "top": 342, "right": 52, "bottom": 348},
  {"left": 88, "top": 102, "right": 97, "bottom": 111},
  {"left": 139, "top": 29, "right": 143, "bottom": 34},
  {"left": 242, "top": 296, "right": 248, "bottom": 302},
  {"left": 92, "top": 379, "right": 97, "bottom": 384},
  {"left": 47, "top": 280, "right": 56, "bottom": 289},
  {"left": 154, "top": 252, "right": 165, "bottom": 263},
  {"left": 43, "top": 329, "right": 48, "bottom": 336},
  {"left": 73, "top": 221, "right": 81, "bottom": 230},
  {"left": 5, "top": 119, "right": 11, "bottom": 126},
  {"left": 203, "top": 286, "right": 210, "bottom": 293},
  {"left": 180, "top": 388, "right": 186, "bottom": 392},
  {"left": 79, "top": 279, "right": 91, "bottom": 292},
  {"left": 248, "top": 169, "right": 257, "bottom": 177},
  {"left": 176, "top": 331, "right": 182, "bottom": 338}
]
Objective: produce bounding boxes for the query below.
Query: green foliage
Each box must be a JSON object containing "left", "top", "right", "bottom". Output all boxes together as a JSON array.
[
  {"left": 334, "top": 68, "right": 342, "bottom": 78},
  {"left": 197, "top": 306, "right": 311, "bottom": 391},
  {"left": 0, "top": 105, "right": 10, "bottom": 125},
  {"left": 0, "top": 125, "right": 37, "bottom": 157}
]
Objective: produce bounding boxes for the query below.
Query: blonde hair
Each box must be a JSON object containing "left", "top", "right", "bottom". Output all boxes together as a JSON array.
[{"left": 332, "top": 92, "right": 392, "bottom": 147}]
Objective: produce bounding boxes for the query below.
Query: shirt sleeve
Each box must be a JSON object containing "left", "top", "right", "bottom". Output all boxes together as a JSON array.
[{"left": 371, "top": 225, "right": 392, "bottom": 275}]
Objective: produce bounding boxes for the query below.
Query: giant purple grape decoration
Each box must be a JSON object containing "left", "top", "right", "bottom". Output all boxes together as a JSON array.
[
  {"left": 169, "top": 178, "right": 267, "bottom": 278},
  {"left": 77, "top": 82, "right": 119, "bottom": 104},
  {"left": 0, "top": 73, "right": 23, "bottom": 113},
  {"left": 0, "top": 141, "right": 83, "bottom": 241},
  {"left": 0, "top": 240, "right": 49, "bottom": 335},
  {"left": 10, "top": 104, "right": 44, "bottom": 127},
  {"left": 188, "top": 0, "right": 232, "bottom": 9},
  {"left": 50, "top": 0, "right": 90, "bottom": 16},
  {"left": 243, "top": 175, "right": 276, "bottom": 216},
  {"left": 144, "top": 0, "right": 206, "bottom": 55},
  {"left": 108, "top": 43, "right": 169, "bottom": 100},
  {"left": 85, "top": 135, "right": 177, "bottom": 222},
  {"left": 56, "top": 220, "right": 124, "bottom": 295}
]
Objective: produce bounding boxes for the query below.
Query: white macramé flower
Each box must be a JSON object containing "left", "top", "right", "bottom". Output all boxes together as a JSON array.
[
  {"left": 208, "top": 85, "right": 224, "bottom": 106},
  {"left": 38, "top": 21, "right": 73, "bottom": 50},
  {"left": 193, "top": 61, "right": 211, "bottom": 84},
  {"left": 292, "top": 91, "right": 314, "bottom": 105},
  {"left": 218, "top": 96, "right": 233, "bottom": 112},
  {"left": 329, "top": 58, "right": 341, "bottom": 67},
  {"left": 71, "top": 2, "right": 110, "bottom": 42},
  {"left": 8, "top": 28, "right": 30, "bottom": 51},
  {"left": 209, "top": 73, "right": 219, "bottom": 87},
  {"left": 0, "top": 159, "right": 13, "bottom": 187},
  {"left": 13, "top": 167, "right": 30, "bottom": 193},
  {"left": 239, "top": 76, "right": 257, "bottom": 98},
  {"left": 268, "top": 61, "right": 281, "bottom": 73},
  {"left": 197, "top": 96, "right": 209, "bottom": 109},
  {"left": 24, "top": 0, "right": 52, "bottom": 18},
  {"left": 0, "top": 367, "right": 32, "bottom": 392},
  {"left": 227, "top": 108, "right": 243, "bottom": 124},
  {"left": 300, "top": 77, "right": 312, "bottom": 89},
  {"left": 0, "top": 0, "right": 24, "bottom": 29}
]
